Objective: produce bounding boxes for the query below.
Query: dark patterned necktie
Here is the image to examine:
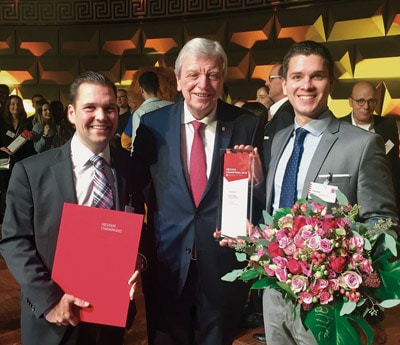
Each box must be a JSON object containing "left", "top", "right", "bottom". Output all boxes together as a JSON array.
[
  {"left": 279, "top": 127, "right": 309, "bottom": 208},
  {"left": 190, "top": 121, "right": 207, "bottom": 207},
  {"left": 90, "top": 155, "right": 114, "bottom": 209}
]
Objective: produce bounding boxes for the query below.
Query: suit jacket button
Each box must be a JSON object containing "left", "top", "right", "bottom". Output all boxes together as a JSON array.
[{"left": 185, "top": 247, "right": 192, "bottom": 254}]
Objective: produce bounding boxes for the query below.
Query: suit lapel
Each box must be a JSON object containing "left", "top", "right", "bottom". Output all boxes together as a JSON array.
[
  {"left": 50, "top": 142, "right": 77, "bottom": 204},
  {"left": 302, "top": 117, "right": 339, "bottom": 198}
]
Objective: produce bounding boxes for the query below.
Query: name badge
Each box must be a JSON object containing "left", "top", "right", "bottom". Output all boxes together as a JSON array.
[
  {"left": 308, "top": 182, "right": 337, "bottom": 203},
  {"left": 6, "top": 130, "right": 15, "bottom": 138},
  {"left": 385, "top": 140, "right": 394, "bottom": 154}
]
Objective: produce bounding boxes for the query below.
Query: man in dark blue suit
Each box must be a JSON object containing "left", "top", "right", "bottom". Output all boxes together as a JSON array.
[{"left": 133, "top": 37, "right": 264, "bottom": 345}]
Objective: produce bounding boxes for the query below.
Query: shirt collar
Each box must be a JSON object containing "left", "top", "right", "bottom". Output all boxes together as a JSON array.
[
  {"left": 350, "top": 112, "right": 374, "bottom": 131},
  {"left": 269, "top": 97, "right": 288, "bottom": 117},
  {"left": 182, "top": 101, "right": 217, "bottom": 126},
  {"left": 294, "top": 110, "right": 331, "bottom": 137},
  {"left": 70, "top": 134, "right": 111, "bottom": 167}
]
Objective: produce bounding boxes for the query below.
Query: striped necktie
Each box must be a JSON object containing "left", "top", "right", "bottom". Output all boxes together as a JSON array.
[{"left": 90, "top": 155, "right": 114, "bottom": 209}]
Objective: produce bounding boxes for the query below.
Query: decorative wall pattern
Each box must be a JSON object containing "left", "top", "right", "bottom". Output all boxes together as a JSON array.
[
  {"left": 0, "top": 0, "right": 399, "bottom": 117},
  {"left": 0, "top": 0, "right": 330, "bottom": 24}
]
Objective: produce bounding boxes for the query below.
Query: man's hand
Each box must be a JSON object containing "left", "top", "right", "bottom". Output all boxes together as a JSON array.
[
  {"left": 128, "top": 270, "right": 140, "bottom": 300},
  {"left": 44, "top": 293, "right": 90, "bottom": 326},
  {"left": 213, "top": 221, "right": 255, "bottom": 247},
  {"left": 232, "top": 145, "right": 263, "bottom": 184}
]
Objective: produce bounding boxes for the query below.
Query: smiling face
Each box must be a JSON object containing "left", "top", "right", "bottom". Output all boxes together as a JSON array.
[
  {"left": 282, "top": 54, "right": 335, "bottom": 126},
  {"left": 68, "top": 82, "right": 118, "bottom": 154},
  {"left": 176, "top": 54, "right": 224, "bottom": 120},
  {"left": 41, "top": 103, "right": 52, "bottom": 122}
]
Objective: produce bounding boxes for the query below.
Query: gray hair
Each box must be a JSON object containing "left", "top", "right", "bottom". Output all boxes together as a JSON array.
[{"left": 174, "top": 38, "right": 228, "bottom": 77}]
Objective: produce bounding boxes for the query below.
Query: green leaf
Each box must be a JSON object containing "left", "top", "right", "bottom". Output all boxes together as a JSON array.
[
  {"left": 384, "top": 233, "right": 397, "bottom": 256},
  {"left": 379, "top": 299, "right": 400, "bottom": 308},
  {"left": 239, "top": 269, "right": 259, "bottom": 281},
  {"left": 336, "top": 190, "right": 349, "bottom": 205},
  {"left": 221, "top": 269, "right": 243, "bottom": 282},
  {"left": 304, "top": 302, "right": 373, "bottom": 345},
  {"left": 340, "top": 300, "right": 356, "bottom": 316},
  {"left": 262, "top": 210, "right": 273, "bottom": 225},
  {"left": 309, "top": 194, "right": 327, "bottom": 206},
  {"left": 235, "top": 252, "right": 247, "bottom": 262}
]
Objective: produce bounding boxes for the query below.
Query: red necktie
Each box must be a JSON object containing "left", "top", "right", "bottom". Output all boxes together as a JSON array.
[{"left": 190, "top": 121, "right": 207, "bottom": 207}]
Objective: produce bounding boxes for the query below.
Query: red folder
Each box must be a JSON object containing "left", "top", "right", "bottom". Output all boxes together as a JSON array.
[{"left": 51, "top": 203, "right": 143, "bottom": 327}]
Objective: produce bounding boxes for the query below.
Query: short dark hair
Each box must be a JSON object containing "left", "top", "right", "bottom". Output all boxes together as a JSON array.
[
  {"left": 139, "top": 71, "right": 159, "bottom": 95},
  {"left": 69, "top": 71, "right": 116, "bottom": 105},
  {"left": 281, "top": 40, "right": 334, "bottom": 80}
]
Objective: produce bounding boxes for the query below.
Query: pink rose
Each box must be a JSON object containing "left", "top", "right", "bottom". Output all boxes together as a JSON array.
[
  {"left": 275, "top": 267, "right": 288, "bottom": 282},
  {"left": 340, "top": 271, "right": 362, "bottom": 289},
  {"left": 307, "top": 235, "right": 321, "bottom": 249},
  {"left": 348, "top": 236, "right": 364, "bottom": 252},
  {"left": 283, "top": 243, "right": 297, "bottom": 256},
  {"left": 299, "top": 291, "right": 314, "bottom": 305},
  {"left": 319, "top": 290, "right": 333, "bottom": 305},
  {"left": 314, "top": 279, "right": 329, "bottom": 290},
  {"left": 319, "top": 238, "right": 333, "bottom": 253},
  {"left": 290, "top": 275, "right": 308, "bottom": 293},
  {"left": 294, "top": 234, "right": 305, "bottom": 249},
  {"left": 359, "top": 258, "right": 373, "bottom": 274}
]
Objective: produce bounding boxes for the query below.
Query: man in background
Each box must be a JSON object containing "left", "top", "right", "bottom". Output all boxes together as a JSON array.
[
  {"left": 262, "top": 63, "right": 295, "bottom": 167},
  {"left": 113, "top": 88, "right": 132, "bottom": 151},
  {"left": 121, "top": 71, "right": 173, "bottom": 152},
  {"left": 342, "top": 81, "right": 400, "bottom": 211}
]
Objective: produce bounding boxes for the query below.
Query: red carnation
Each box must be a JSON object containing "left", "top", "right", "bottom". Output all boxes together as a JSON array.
[
  {"left": 287, "top": 259, "right": 302, "bottom": 275},
  {"left": 268, "top": 242, "right": 284, "bottom": 258},
  {"left": 330, "top": 256, "right": 347, "bottom": 273}
]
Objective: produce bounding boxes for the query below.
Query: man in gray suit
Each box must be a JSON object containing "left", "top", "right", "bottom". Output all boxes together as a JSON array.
[
  {"left": 262, "top": 41, "right": 398, "bottom": 344},
  {"left": 0, "top": 71, "right": 143, "bottom": 345}
]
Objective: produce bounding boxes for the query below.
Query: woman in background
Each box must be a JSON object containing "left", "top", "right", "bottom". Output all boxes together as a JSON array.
[{"left": 32, "top": 99, "right": 57, "bottom": 153}]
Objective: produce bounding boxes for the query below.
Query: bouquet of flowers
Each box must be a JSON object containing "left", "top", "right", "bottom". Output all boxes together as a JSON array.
[{"left": 222, "top": 191, "right": 400, "bottom": 345}]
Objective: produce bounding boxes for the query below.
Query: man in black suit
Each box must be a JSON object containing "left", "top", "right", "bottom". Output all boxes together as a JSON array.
[
  {"left": 262, "top": 63, "right": 295, "bottom": 168},
  {"left": 342, "top": 81, "right": 400, "bottom": 211},
  {"left": 0, "top": 71, "right": 143, "bottom": 345},
  {"left": 133, "top": 37, "right": 264, "bottom": 345}
]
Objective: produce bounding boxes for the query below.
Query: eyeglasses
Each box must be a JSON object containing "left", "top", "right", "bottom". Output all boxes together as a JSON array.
[
  {"left": 350, "top": 97, "right": 377, "bottom": 107},
  {"left": 269, "top": 75, "right": 281, "bottom": 82}
]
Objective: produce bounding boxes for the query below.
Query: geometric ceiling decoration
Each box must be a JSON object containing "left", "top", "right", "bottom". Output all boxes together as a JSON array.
[
  {"left": 0, "top": 30, "right": 14, "bottom": 53},
  {"left": 38, "top": 57, "right": 79, "bottom": 85},
  {"left": 229, "top": 13, "right": 274, "bottom": 49},
  {"left": 387, "top": 13, "right": 400, "bottom": 36},
  {"left": 143, "top": 37, "right": 178, "bottom": 54},
  {"left": 251, "top": 64, "right": 273, "bottom": 82},
  {"left": 120, "top": 54, "right": 163, "bottom": 85},
  {"left": 60, "top": 29, "right": 99, "bottom": 56},
  {"left": 20, "top": 42, "right": 52, "bottom": 57},
  {"left": 276, "top": 14, "right": 326, "bottom": 42},
  {"left": 336, "top": 51, "right": 354, "bottom": 80},
  {"left": 0, "top": 57, "right": 37, "bottom": 84},
  {"left": 227, "top": 52, "right": 250, "bottom": 80},
  {"left": 328, "top": 6, "right": 385, "bottom": 41},
  {"left": 79, "top": 57, "right": 121, "bottom": 83},
  {"left": 141, "top": 21, "right": 181, "bottom": 54},
  {"left": 184, "top": 19, "right": 226, "bottom": 47},
  {"left": 354, "top": 57, "right": 400, "bottom": 79},
  {"left": 381, "top": 82, "right": 400, "bottom": 115},
  {"left": 17, "top": 29, "right": 58, "bottom": 56},
  {"left": 102, "top": 29, "right": 141, "bottom": 55}
]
